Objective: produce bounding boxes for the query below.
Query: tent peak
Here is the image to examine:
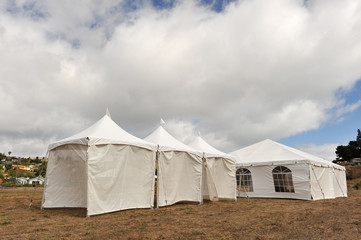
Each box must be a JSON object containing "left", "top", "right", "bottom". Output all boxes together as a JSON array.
[
  {"left": 106, "top": 108, "right": 111, "bottom": 118},
  {"left": 160, "top": 118, "right": 165, "bottom": 126}
]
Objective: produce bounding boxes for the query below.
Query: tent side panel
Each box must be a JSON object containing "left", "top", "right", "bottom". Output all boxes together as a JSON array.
[
  {"left": 43, "top": 144, "right": 87, "bottom": 208},
  {"left": 202, "top": 159, "right": 218, "bottom": 201},
  {"left": 310, "top": 166, "right": 335, "bottom": 200},
  {"left": 238, "top": 164, "right": 311, "bottom": 200},
  {"left": 333, "top": 168, "right": 347, "bottom": 198},
  {"left": 158, "top": 151, "right": 202, "bottom": 207},
  {"left": 206, "top": 157, "right": 236, "bottom": 200},
  {"left": 87, "top": 144, "right": 155, "bottom": 216}
]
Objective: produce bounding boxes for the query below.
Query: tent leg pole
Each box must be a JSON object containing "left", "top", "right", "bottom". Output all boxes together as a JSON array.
[
  {"left": 156, "top": 151, "right": 159, "bottom": 209},
  {"left": 200, "top": 155, "right": 205, "bottom": 205}
]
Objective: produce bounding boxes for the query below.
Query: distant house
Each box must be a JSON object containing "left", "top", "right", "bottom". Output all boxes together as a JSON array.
[
  {"left": 28, "top": 176, "right": 45, "bottom": 185},
  {"left": 351, "top": 158, "right": 361, "bottom": 165},
  {"left": 16, "top": 177, "right": 29, "bottom": 185},
  {"left": 12, "top": 165, "right": 31, "bottom": 171},
  {"left": 29, "top": 165, "right": 37, "bottom": 170}
]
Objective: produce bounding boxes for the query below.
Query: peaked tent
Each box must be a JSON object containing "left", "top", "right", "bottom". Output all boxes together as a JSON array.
[
  {"left": 41, "top": 114, "right": 157, "bottom": 216},
  {"left": 188, "top": 135, "right": 237, "bottom": 201},
  {"left": 144, "top": 126, "right": 203, "bottom": 207},
  {"left": 229, "top": 139, "right": 347, "bottom": 200}
]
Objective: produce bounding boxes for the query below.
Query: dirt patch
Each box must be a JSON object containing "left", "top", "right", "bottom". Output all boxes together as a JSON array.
[{"left": 1, "top": 180, "right": 361, "bottom": 240}]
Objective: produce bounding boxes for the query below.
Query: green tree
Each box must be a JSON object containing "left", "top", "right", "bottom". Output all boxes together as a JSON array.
[
  {"left": 8, "top": 168, "right": 15, "bottom": 177},
  {"left": 335, "top": 129, "right": 361, "bottom": 161},
  {"left": 5, "top": 164, "right": 12, "bottom": 171},
  {"left": 0, "top": 169, "right": 5, "bottom": 181},
  {"left": 34, "top": 162, "right": 47, "bottom": 177}
]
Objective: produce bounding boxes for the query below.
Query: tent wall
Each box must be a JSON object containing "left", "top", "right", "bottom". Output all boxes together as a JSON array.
[
  {"left": 43, "top": 144, "right": 88, "bottom": 208},
  {"left": 157, "top": 151, "right": 202, "bottom": 207},
  {"left": 310, "top": 166, "right": 334, "bottom": 200},
  {"left": 202, "top": 160, "right": 218, "bottom": 201},
  {"left": 332, "top": 168, "right": 348, "bottom": 198},
  {"left": 310, "top": 166, "right": 347, "bottom": 200},
  {"left": 205, "top": 157, "right": 236, "bottom": 200},
  {"left": 237, "top": 163, "right": 311, "bottom": 200},
  {"left": 87, "top": 144, "right": 155, "bottom": 216}
]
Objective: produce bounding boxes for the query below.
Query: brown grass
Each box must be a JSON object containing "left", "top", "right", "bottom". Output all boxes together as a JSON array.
[
  {"left": 1, "top": 180, "right": 361, "bottom": 240},
  {"left": 346, "top": 165, "right": 361, "bottom": 180}
]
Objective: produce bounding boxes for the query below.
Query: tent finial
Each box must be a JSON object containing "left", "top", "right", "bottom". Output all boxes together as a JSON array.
[
  {"left": 106, "top": 108, "right": 111, "bottom": 118},
  {"left": 197, "top": 131, "right": 201, "bottom": 136},
  {"left": 160, "top": 118, "right": 165, "bottom": 126}
]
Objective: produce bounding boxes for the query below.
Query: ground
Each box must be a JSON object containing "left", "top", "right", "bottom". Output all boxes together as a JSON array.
[{"left": 0, "top": 179, "right": 360, "bottom": 240}]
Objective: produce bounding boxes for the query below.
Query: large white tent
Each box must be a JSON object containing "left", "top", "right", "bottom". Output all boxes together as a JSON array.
[
  {"left": 229, "top": 139, "right": 347, "bottom": 200},
  {"left": 41, "top": 113, "right": 157, "bottom": 216},
  {"left": 144, "top": 125, "right": 203, "bottom": 207},
  {"left": 188, "top": 134, "right": 236, "bottom": 201}
]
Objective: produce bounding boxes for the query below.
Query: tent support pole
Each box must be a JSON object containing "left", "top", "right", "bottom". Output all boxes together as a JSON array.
[
  {"left": 332, "top": 168, "right": 346, "bottom": 197},
  {"left": 200, "top": 153, "right": 205, "bottom": 205},
  {"left": 86, "top": 139, "right": 89, "bottom": 217},
  {"left": 155, "top": 146, "right": 160, "bottom": 209},
  {"left": 242, "top": 186, "right": 249, "bottom": 200},
  {"left": 311, "top": 165, "right": 325, "bottom": 200}
]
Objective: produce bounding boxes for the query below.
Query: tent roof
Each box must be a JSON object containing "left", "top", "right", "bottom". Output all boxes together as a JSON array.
[
  {"left": 188, "top": 135, "right": 234, "bottom": 160},
  {"left": 229, "top": 139, "right": 344, "bottom": 170},
  {"left": 144, "top": 126, "right": 201, "bottom": 155},
  {"left": 48, "top": 115, "right": 156, "bottom": 151}
]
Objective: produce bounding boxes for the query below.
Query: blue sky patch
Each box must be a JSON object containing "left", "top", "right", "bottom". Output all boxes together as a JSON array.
[{"left": 281, "top": 78, "right": 361, "bottom": 146}]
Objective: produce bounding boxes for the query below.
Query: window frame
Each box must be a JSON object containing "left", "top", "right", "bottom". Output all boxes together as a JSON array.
[
  {"left": 272, "top": 166, "right": 295, "bottom": 193},
  {"left": 236, "top": 168, "right": 254, "bottom": 192}
]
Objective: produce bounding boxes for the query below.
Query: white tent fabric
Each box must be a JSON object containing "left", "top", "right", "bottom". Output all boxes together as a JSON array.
[
  {"left": 144, "top": 126, "right": 203, "bottom": 207},
  {"left": 229, "top": 139, "right": 347, "bottom": 200},
  {"left": 188, "top": 135, "right": 236, "bottom": 201},
  {"left": 42, "top": 114, "right": 157, "bottom": 216}
]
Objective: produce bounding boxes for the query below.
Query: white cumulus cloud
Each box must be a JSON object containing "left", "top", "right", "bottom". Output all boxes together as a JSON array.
[{"left": 1, "top": 0, "right": 361, "bottom": 156}]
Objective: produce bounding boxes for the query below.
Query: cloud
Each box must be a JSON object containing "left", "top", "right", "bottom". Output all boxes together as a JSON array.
[
  {"left": 335, "top": 99, "right": 361, "bottom": 120},
  {"left": 1, "top": 0, "right": 361, "bottom": 156},
  {"left": 295, "top": 143, "right": 340, "bottom": 161}
]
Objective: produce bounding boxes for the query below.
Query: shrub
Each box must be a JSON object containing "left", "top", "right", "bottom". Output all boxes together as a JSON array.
[
  {"left": 1, "top": 182, "right": 15, "bottom": 187},
  {"left": 352, "top": 181, "right": 361, "bottom": 190}
]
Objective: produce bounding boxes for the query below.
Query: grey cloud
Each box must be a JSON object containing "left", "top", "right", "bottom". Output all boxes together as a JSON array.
[{"left": 1, "top": 0, "right": 361, "bottom": 156}]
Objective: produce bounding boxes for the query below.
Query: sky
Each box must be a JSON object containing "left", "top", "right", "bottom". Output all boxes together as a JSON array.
[{"left": 1, "top": 0, "right": 361, "bottom": 161}]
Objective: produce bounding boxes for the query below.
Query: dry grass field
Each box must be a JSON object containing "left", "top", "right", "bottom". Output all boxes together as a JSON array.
[{"left": 1, "top": 179, "right": 361, "bottom": 240}]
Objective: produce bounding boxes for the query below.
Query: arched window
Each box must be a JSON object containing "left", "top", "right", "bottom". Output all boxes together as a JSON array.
[
  {"left": 272, "top": 166, "right": 295, "bottom": 193},
  {"left": 236, "top": 168, "right": 253, "bottom": 192}
]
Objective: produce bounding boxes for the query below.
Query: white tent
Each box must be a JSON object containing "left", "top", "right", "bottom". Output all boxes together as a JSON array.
[
  {"left": 188, "top": 134, "right": 237, "bottom": 201},
  {"left": 229, "top": 139, "right": 347, "bottom": 200},
  {"left": 41, "top": 113, "right": 157, "bottom": 216},
  {"left": 144, "top": 126, "right": 203, "bottom": 207}
]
